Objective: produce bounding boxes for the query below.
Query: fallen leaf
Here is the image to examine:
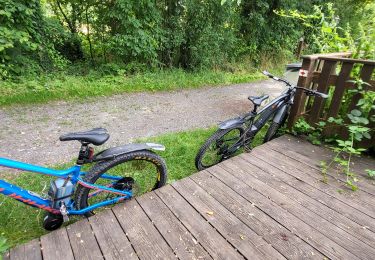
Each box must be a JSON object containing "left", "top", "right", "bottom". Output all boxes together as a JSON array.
[{"left": 206, "top": 211, "right": 214, "bottom": 216}]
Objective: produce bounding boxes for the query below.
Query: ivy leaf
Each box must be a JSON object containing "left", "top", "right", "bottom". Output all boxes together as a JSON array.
[
  {"left": 366, "top": 169, "right": 375, "bottom": 178},
  {"left": 359, "top": 117, "right": 369, "bottom": 125},
  {"left": 354, "top": 132, "right": 363, "bottom": 141},
  {"left": 363, "top": 132, "right": 371, "bottom": 139},
  {"left": 318, "top": 121, "right": 326, "bottom": 127},
  {"left": 356, "top": 99, "right": 365, "bottom": 107},
  {"left": 350, "top": 109, "right": 361, "bottom": 117}
]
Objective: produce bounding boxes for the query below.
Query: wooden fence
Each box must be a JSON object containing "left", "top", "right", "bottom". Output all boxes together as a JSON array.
[{"left": 287, "top": 52, "right": 375, "bottom": 147}]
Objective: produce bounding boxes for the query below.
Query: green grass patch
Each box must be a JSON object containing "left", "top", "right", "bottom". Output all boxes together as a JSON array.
[
  {"left": 0, "top": 68, "right": 265, "bottom": 106},
  {"left": 0, "top": 125, "right": 268, "bottom": 248}
]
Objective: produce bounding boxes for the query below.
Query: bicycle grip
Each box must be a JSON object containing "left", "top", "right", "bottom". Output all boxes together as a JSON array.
[{"left": 262, "top": 70, "right": 273, "bottom": 78}]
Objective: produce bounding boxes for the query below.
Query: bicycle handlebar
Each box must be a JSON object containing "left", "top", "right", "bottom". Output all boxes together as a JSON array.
[
  {"left": 262, "top": 70, "right": 329, "bottom": 99},
  {"left": 262, "top": 70, "right": 291, "bottom": 86},
  {"left": 262, "top": 70, "right": 280, "bottom": 81},
  {"left": 295, "top": 87, "right": 329, "bottom": 98}
]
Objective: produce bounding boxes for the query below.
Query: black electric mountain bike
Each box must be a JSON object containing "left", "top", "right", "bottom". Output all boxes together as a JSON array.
[{"left": 195, "top": 70, "right": 329, "bottom": 170}]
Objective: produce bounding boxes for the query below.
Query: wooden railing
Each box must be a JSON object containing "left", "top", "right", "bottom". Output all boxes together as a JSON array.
[{"left": 287, "top": 52, "right": 375, "bottom": 147}]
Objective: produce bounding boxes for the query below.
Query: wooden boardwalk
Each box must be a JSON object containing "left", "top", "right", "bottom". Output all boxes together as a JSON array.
[{"left": 3, "top": 135, "right": 375, "bottom": 259}]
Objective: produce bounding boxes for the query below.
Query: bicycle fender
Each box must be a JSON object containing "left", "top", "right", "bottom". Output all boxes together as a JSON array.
[
  {"left": 273, "top": 105, "right": 288, "bottom": 124},
  {"left": 219, "top": 117, "right": 245, "bottom": 130},
  {"left": 93, "top": 143, "right": 165, "bottom": 161}
]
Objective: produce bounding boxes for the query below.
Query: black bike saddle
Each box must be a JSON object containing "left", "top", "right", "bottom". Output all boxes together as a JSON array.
[
  {"left": 248, "top": 95, "right": 269, "bottom": 106},
  {"left": 59, "top": 128, "right": 110, "bottom": 145}
]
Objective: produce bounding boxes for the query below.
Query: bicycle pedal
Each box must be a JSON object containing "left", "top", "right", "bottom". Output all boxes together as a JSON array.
[{"left": 60, "top": 203, "right": 69, "bottom": 222}]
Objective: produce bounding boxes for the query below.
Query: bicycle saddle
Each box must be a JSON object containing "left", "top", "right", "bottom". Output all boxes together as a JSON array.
[
  {"left": 248, "top": 95, "right": 269, "bottom": 106},
  {"left": 59, "top": 128, "right": 110, "bottom": 145}
]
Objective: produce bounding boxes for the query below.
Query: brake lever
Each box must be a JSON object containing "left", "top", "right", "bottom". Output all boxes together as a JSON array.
[{"left": 305, "top": 90, "right": 329, "bottom": 99}]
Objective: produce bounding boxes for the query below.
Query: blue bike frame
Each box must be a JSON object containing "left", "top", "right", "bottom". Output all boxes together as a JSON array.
[{"left": 0, "top": 157, "right": 132, "bottom": 215}]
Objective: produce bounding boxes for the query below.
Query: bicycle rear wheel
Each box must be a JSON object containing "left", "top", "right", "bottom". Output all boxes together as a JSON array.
[
  {"left": 75, "top": 150, "right": 167, "bottom": 217},
  {"left": 195, "top": 127, "right": 244, "bottom": 171}
]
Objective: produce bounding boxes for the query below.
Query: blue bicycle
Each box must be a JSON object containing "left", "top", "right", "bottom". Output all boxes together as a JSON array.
[{"left": 0, "top": 128, "right": 167, "bottom": 230}]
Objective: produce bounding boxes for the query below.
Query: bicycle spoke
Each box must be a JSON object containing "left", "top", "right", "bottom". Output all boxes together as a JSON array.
[
  {"left": 85, "top": 159, "right": 159, "bottom": 213},
  {"left": 200, "top": 128, "right": 242, "bottom": 168}
]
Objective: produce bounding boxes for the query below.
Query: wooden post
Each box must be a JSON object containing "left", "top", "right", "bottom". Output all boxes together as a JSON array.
[
  {"left": 287, "top": 56, "right": 317, "bottom": 128},
  {"left": 296, "top": 37, "right": 304, "bottom": 59},
  {"left": 308, "top": 60, "right": 336, "bottom": 124}
]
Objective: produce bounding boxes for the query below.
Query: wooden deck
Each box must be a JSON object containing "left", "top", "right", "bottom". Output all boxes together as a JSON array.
[{"left": 3, "top": 135, "right": 375, "bottom": 260}]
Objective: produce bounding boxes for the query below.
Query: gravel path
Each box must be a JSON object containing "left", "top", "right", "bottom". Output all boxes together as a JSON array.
[{"left": 0, "top": 80, "right": 283, "bottom": 166}]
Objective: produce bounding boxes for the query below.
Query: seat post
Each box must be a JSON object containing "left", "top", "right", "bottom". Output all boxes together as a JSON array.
[
  {"left": 251, "top": 104, "right": 259, "bottom": 113},
  {"left": 77, "top": 142, "right": 90, "bottom": 165}
]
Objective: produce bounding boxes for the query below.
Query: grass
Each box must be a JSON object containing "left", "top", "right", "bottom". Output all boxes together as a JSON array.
[
  {"left": 0, "top": 68, "right": 265, "bottom": 106},
  {"left": 0, "top": 125, "right": 268, "bottom": 249}
]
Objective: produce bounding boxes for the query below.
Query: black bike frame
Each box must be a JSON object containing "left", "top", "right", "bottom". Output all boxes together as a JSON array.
[{"left": 228, "top": 88, "right": 295, "bottom": 153}]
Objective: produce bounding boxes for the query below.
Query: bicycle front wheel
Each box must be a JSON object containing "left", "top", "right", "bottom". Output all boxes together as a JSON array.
[
  {"left": 75, "top": 150, "right": 167, "bottom": 216},
  {"left": 263, "top": 106, "right": 289, "bottom": 143},
  {"left": 195, "top": 127, "right": 244, "bottom": 171}
]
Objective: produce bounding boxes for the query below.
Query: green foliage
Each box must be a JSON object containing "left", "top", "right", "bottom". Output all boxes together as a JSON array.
[
  {"left": 1, "top": 1, "right": 374, "bottom": 86},
  {"left": 366, "top": 169, "right": 375, "bottom": 178},
  {"left": 0, "top": 0, "right": 68, "bottom": 78},
  {"left": 97, "top": 0, "right": 163, "bottom": 66},
  {"left": 3, "top": 0, "right": 345, "bottom": 77},
  {"left": 179, "top": 0, "right": 240, "bottom": 69},
  {"left": 292, "top": 79, "right": 374, "bottom": 191},
  {"left": 322, "top": 79, "right": 373, "bottom": 191},
  {"left": 276, "top": 2, "right": 375, "bottom": 59},
  {"left": 292, "top": 118, "right": 325, "bottom": 145}
]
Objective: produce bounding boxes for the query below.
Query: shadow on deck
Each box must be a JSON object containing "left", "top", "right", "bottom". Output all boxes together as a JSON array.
[{"left": 3, "top": 135, "right": 375, "bottom": 260}]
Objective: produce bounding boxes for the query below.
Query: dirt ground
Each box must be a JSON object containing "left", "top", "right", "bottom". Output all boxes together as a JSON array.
[{"left": 0, "top": 80, "right": 284, "bottom": 166}]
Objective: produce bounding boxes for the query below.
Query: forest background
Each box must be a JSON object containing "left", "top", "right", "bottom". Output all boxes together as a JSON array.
[{"left": 0, "top": 0, "right": 374, "bottom": 106}]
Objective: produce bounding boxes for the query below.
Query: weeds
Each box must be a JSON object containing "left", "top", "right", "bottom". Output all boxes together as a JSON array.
[{"left": 0, "top": 68, "right": 264, "bottom": 106}]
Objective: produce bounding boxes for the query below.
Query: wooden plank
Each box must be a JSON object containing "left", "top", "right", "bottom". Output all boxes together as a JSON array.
[
  {"left": 311, "top": 73, "right": 375, "bottom": 90},
  {"left": 215, "top": 161, "right": 360, "bottom": 260},
  {"left": 156, "top": 185, "right": 244, "bottom": 260},
  {"left": 136, "top": 193, "right": 212, "bottom": 260},
  {"left": 255, "top": 145, "right": 375, "bottom": 235},
  {"left": 9, "top": 239, "right": 42, "bottom": 260},
  {"left": 301, "top": 52, "right": 352, "bottom": 60},
  {"left": 319, "top": 56, "right": 375, "bottom": 65},
  {"left": 234, "top": 155, "right": 375, "bottom": 248},
  {"left": 112, "top": 199, "right": 176, "bottom": 260},
  {"left": 173, "top": 177, "right": 284, "bottom": 260},
  {"left": 266, "top": 136, "right": 375, "bottom": 198},
  {"left": 40, "top": 228, "right": 74, "bottom": 260},
  {"left": 308, "top": 60, "right": 336, "bottom": 124},
  {"left": 275, "top": 135, "right": 375, "bottom": 170},
  {"left": 89, "top": 209, "right": 137, "bottom": 260},
  {"left": 265, "top": 135, "right": 375, "bottom": 187},
  {"left": 66, "top": 219, "right": 103, "bottom": 260},
  {"left": 221, "top": 157, "right": 375, "bottom": 260},
  {"left": 191, "top": 169, "right": 324, "bottom": 259},
  {"left": 259, "top": 141, "right": 375, "bottom": 215},
  {"left": 326, "top": 62, "right": 354, "bottom": 119}
]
